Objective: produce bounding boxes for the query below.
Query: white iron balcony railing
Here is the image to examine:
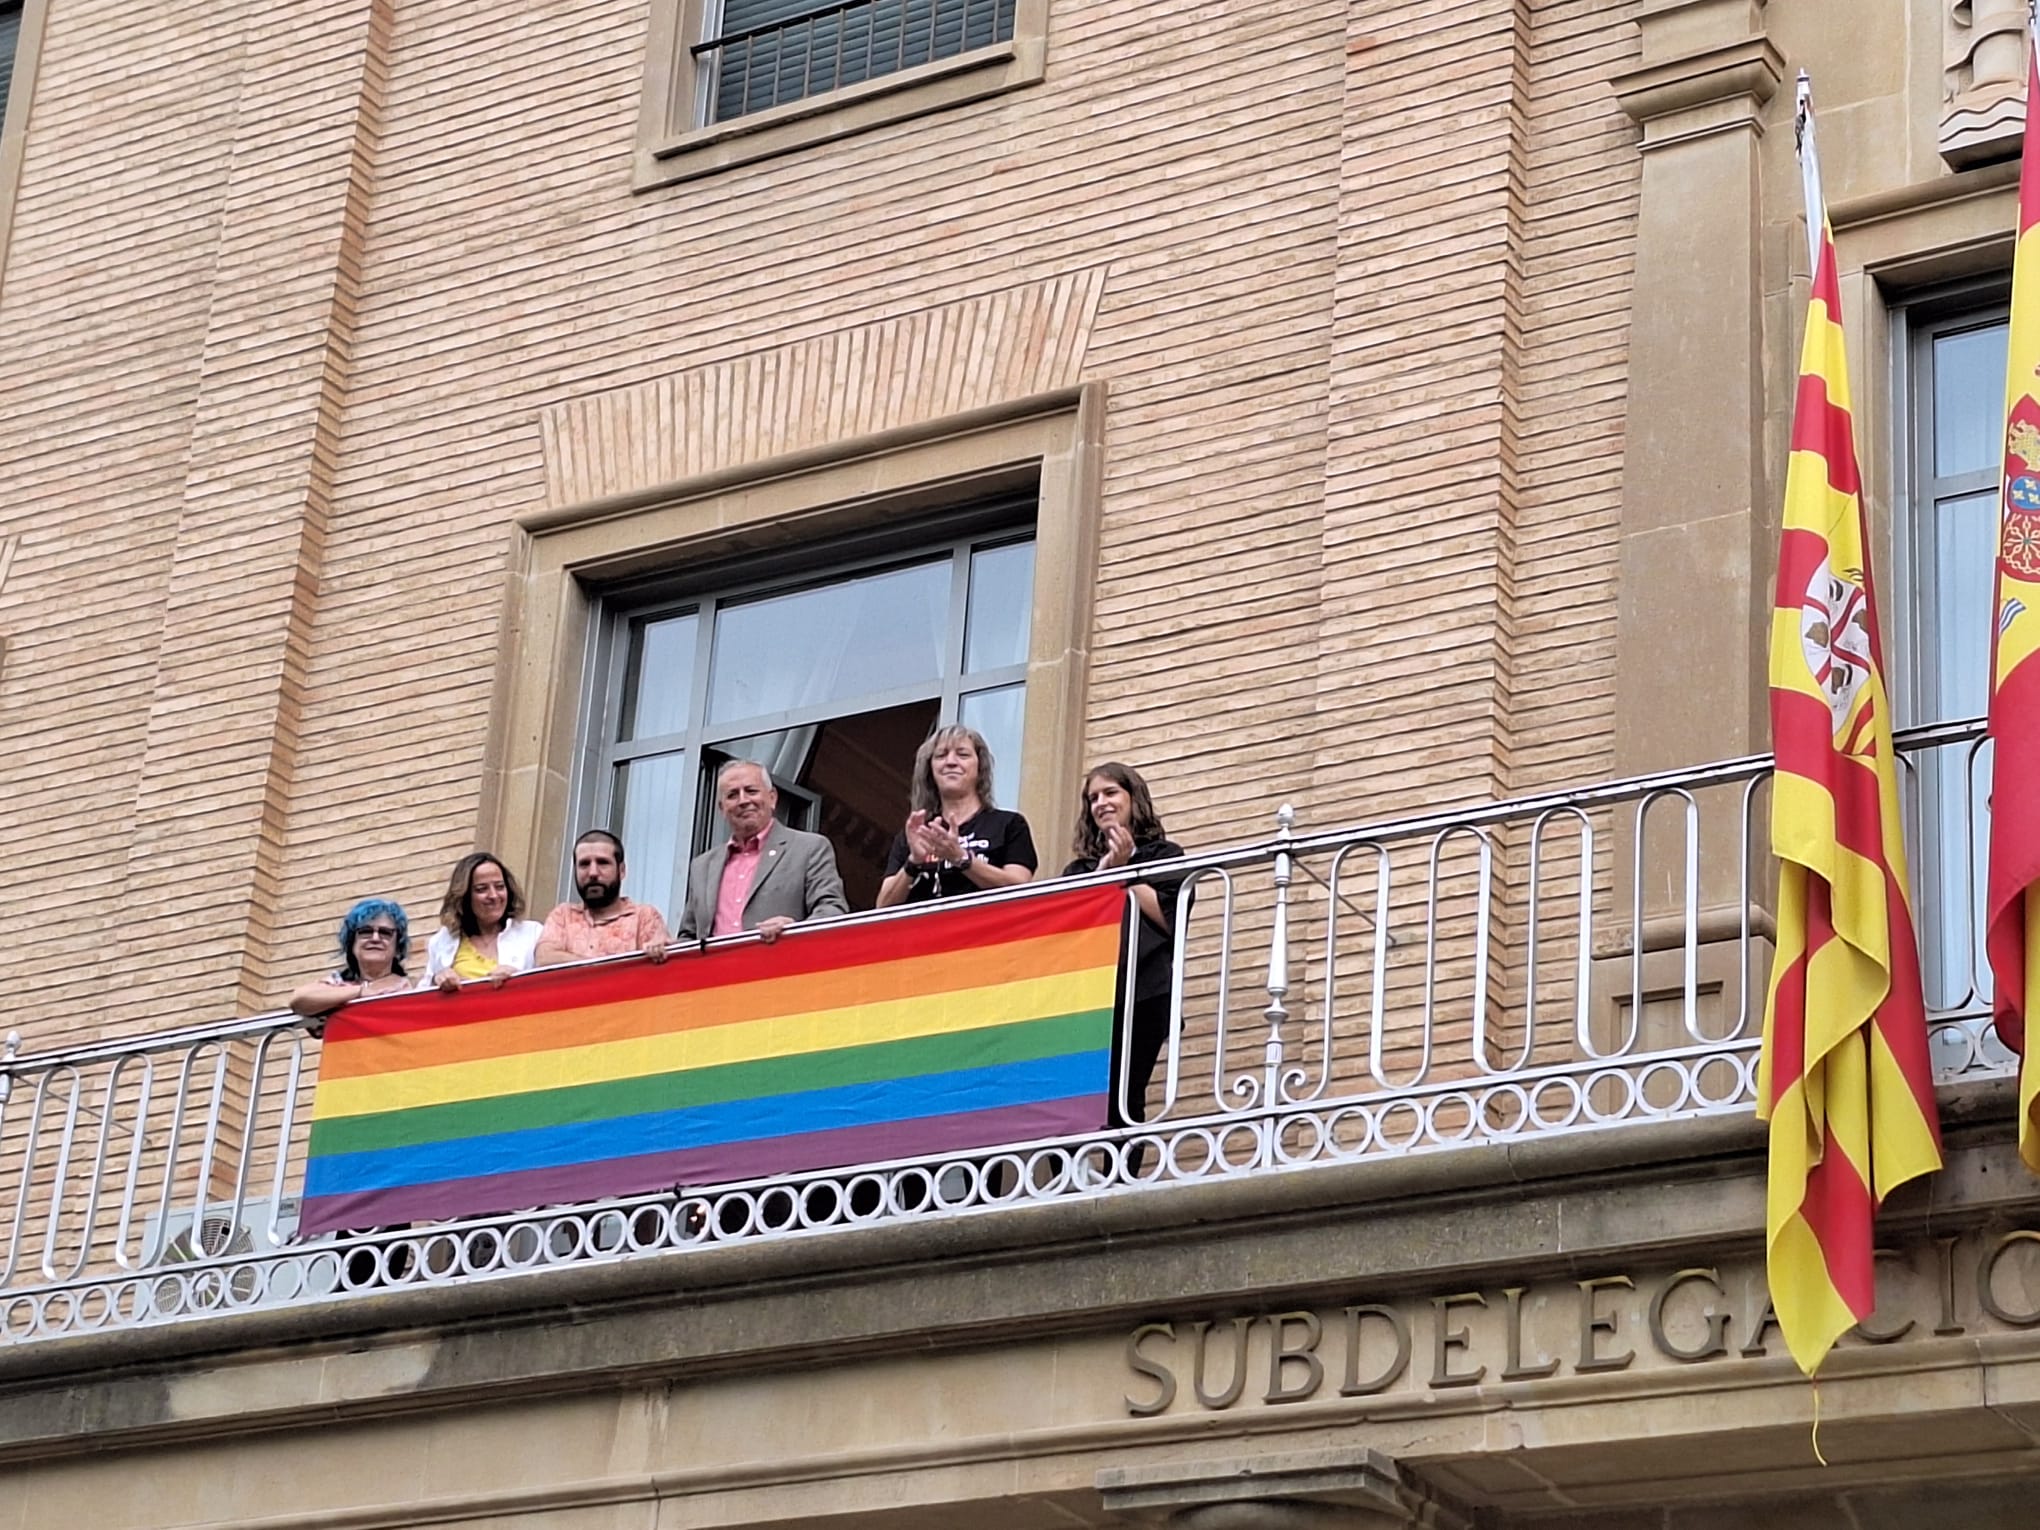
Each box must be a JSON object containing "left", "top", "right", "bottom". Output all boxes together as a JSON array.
[{"left": 0, "top": 720, "right": 2009, "bottom": 1345}]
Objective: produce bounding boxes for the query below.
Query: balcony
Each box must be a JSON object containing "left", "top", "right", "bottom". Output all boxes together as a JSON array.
[{"left": 0, "top": 719, "right": 2008, "bottom": 1347}]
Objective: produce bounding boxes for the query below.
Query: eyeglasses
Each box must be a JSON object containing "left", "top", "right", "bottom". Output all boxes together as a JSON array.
[{"left": 356, "top": 926, "right": 398, "bottom": 942}]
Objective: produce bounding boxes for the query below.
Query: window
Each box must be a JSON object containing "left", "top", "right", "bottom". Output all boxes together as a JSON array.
[
  {"left": 636, "top": 0, "right": 1048, "bottom": 188},
  {"left": 1898, "top": 299, "right": 2005, "bottom": 1010},
  {"left": 484, "top": 389, "right": 1100, "bottom": 932},
  {"left": 0, "top": 2, "right": 20, "bottom": 135},
  {"left": 704, "top": 0, "right": 1017, "bottom": 124},
  {"left": 580, "top": 517, "right": 1036, "bottom": 918}
]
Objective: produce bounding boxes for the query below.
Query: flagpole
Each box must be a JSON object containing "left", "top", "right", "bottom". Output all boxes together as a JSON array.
[{"left": 1795, "top": 71, "right": 1822, "bottom": 278}]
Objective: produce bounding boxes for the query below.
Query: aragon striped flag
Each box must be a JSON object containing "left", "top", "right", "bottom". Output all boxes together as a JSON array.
[
  {"left": 1755, "top": 75, "right": 1944, "bottom": 1377},
  {"left": 1989, "top": 19, "right": 2040, "bottom": 1174}
]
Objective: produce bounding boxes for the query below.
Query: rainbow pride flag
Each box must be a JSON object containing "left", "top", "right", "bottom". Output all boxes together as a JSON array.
[{"left": 298, "top": 884, "right": 1125, "bottom": 1235}]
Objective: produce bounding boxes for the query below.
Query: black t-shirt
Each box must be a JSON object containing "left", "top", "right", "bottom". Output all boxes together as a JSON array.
[
  {"left": 1063, "top": 838, "right": 1188, "bottom": 1002},
  {"left": 885, "top": 807, "right": 1039, "bottom": 903}
]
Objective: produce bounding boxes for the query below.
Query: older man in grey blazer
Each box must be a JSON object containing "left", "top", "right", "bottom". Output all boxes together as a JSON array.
[{"left": 676, "top": 760, "right": 849, "bottom": 944}]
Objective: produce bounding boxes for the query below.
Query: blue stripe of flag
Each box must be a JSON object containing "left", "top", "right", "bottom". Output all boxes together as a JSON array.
[{"left": 302, "top": 1049, "right": 1110, "bottom": 1198}]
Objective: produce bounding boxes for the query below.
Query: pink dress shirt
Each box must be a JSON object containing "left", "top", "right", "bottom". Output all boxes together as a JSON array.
[{"left": 711, "top": 832, "right": 767, "bottom": 937}]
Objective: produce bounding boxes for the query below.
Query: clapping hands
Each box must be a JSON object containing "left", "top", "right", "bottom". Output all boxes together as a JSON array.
[
  {"left": 1097, "top": 822, "right": 1136, "bottom": 870},
  {"left": 904, "top": 809, "right": 968, "bottom": 865}
]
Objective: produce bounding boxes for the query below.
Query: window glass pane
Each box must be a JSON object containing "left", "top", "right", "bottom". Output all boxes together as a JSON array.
[
  {"left": 1917, "top": 737, "right": 1992, "bottom": 1012},
  {"left": 619, "top": 613, "right": 699, "bottom": 742},
  {"left": 960, "top": 684, "right": 1026, "bottom": 807},
  {"left": 1930, "top": 490, "right": 1999, "bottom": 723},
  {"left": 964, "top": 539, "right": 1034, "bottom": 674},
  {"left": 612, "top": 753, "right": 689, "bottom": 923},
  {"left": 1918, "top": 489, "right": 1998, "bottom": 1011},
  {"left": 707, "top": 561, "right": 948, "bottom": 725},
  {"left": 1932, "top": 323, "right": 2008, "bottom": 477},
  {"left": 710, "top": 0, "right": 1017, "bottom": 122},
  {"left": 1912, "top": 317, "right": 2004, "bottom": 1018},
  {"left": 0, "top": 5, "right": 19, "bottom": 132}
]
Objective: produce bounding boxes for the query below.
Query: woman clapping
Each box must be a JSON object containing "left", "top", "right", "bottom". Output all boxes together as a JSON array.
[
  {"left": 1064, "top": 763, "right": 1188, "bottom": 1129},
  {"left": 875, "top": 725, "right": 1037, "bottom": 906}
]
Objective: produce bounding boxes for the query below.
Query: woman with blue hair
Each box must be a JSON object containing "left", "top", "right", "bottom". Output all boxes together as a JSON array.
[{"left": 290, "top": 897, "right": 413, "bottom": 1019}]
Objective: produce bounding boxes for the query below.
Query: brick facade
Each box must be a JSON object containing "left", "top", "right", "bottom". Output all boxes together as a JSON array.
[{"left": 0, "top": 0, "right": 1659, "bottom": 1054}]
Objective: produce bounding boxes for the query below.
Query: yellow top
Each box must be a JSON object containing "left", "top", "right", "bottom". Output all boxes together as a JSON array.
[{"left": 450, "top": 938, "right": 496, "bottom": 980}]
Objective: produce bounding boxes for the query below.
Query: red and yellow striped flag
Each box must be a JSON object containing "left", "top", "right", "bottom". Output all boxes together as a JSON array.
[
  {"left": 1990, "top": 28, "right": 2040, "bottom": 1175},
  {"left": 1756, "top": 78, "right": 1943, "bottom": 1377}
]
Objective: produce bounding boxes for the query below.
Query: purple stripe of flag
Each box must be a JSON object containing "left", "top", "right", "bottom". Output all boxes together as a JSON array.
[{"left": 298, "top": 1094, "right": 1108, "bottom": 1236}]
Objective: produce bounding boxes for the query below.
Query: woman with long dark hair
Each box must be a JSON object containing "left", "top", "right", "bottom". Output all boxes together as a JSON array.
[
  {"left": 420, "top": 851, "right": 546, "bottom": 991},
  {"left": 1063, "top": 762, "right": 1188, "bottom": 1129}
]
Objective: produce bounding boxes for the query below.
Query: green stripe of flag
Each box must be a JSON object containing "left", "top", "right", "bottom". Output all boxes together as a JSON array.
[{"left": 308, "top": 1007, "right": 1113, "bottom": 1158}]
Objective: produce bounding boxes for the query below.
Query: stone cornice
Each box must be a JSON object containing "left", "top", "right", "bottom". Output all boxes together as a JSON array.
[
  {"left": 1613, "top": 37, "right": 1786, "bottom": 148},
  {"left": 1829, "top": 157, "right": 2020, "bottom": 235}
]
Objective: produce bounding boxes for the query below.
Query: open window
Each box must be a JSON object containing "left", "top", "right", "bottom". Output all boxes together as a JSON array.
[{"left": 581, "top": 509, "right": 1037, "bottom": 919}]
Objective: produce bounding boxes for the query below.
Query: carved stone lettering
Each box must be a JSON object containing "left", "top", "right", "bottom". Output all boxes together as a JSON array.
[
  {"left": 1119, "top": 1231, "right": 2040, "bottom": 1416},
  {"left": 1935, "top": 1235, "right": 1966, "bottom": 1336},
  {"left": 1646, "top": 1268, "right": 1729, "bottom": 1363},
  {"left": 1738, "top": 1293, "right": 1781, "bottom": 1358},
  {"left": 1264, "top": 1310, "right": 1324, "bottom": 1405},
  {"left": 1853, "top": 1250, "right": 1916, "bottom": 1345},
  {"left": 1500, "top": 1285, "right": 1558, "bottom": 1381},
  {"left": 1124, "top": 1322, "right": 1177, "bottom": 1417},
  {"left": 1978, "top": 1230, "right": 2040, "bottom": 1328},
  {"left": 1575, "top": 1275, "right": 1635, "bottom": 1374},
  {"left": 1190, "top": 1317, "right": 1253, "bottom": 1410},
  {"left": 1339, "top": 1304, "right": 1411, "bottom": 1398},
  {"left": 1430, "top": 1292, "right": 1487, "bottom": 1388}
]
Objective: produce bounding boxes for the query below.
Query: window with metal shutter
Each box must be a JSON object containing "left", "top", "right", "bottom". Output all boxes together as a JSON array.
[{"left": 706, "top": 0, "right": 1017, "bottom": 124}]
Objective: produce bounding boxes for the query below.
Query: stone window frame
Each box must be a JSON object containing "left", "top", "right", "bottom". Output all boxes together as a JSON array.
[
  {"left": 0, "top": 0, "right": 50, "bottom": 294},
  {"left": 483, "top": 388, "right": 1103, "bottom": 899},
  {"left": 634, "top": 0, "right": 1049, "bottom": 190}
]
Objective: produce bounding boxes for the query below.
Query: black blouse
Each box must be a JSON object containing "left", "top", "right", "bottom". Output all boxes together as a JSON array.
[
  {"left": 1062, "top": 838, "right": 1189, "bottom": 1002},
  {"left": 885, "top": 807, "right": 1040, "bottom": 903}
]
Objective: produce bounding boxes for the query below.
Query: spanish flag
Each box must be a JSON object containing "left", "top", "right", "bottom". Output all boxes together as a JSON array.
[
  {"left": 1757, "top": 76, "right": 1943, "bottom": 1376},
  {"left": 1990, "top": 25, "right": 2040, "bottom": 1175}
]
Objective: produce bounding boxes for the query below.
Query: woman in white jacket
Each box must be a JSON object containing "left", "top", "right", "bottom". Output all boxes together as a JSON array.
[{"left": 422, "top": 852, "right": 547, "bottom": 992}]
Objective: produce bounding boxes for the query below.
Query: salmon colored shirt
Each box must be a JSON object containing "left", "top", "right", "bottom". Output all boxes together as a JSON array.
[
  {"left": 537, "top": 900, "right": 670, "bottom": 959},
  {"left": 711, "top": 831, "right": 767, "bottom": 937}
]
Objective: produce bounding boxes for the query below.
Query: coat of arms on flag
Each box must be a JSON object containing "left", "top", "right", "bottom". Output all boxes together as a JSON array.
[
  {"left": 2005, "top": 471, "right": 2040, "bottom": 578},
  {"left": 1798, "top": 558, "right": 1872, "bottom": 737}
]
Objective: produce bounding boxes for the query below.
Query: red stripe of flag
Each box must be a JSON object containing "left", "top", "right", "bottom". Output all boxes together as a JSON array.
[{"left": 1787, "top": 373, "right": 1863, "bottom": 496}]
